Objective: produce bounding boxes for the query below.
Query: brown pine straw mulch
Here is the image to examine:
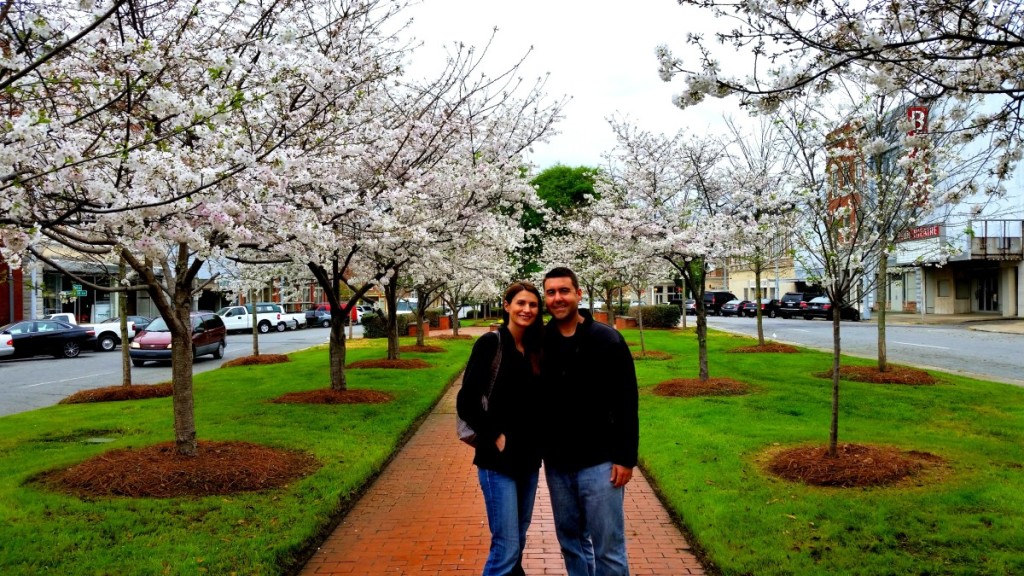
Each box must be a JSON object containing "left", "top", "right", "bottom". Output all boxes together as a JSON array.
[
  {"left": 728, "top": 343, "right": 800, "bottom": 354},
  {"left": 817, "top": 365, "right": 938, "bottom": 385},
  {"left": 431, "top": 334, "right": 474, "bottom": 340},
  {"left": 271, "top": 389, "right": 394, "bottom": 404},
  {"left": 60, "top": 383, "right": 174, "bottom": 404},
  {"left": 632, "top": 350, "right": 672, "bottom": 361},
  {"left": 653, "top": 378, "right": 752, "bottom": 397},
  {"left": 399, "top": 345, "right": 446, "bottom": 353},
  {"left": 346, "top": 358, "right": 432, "bottom": 369},
  {"left": 764, "top": 443, "right": 944, "bottom": 488},
  {"left": 221, "top": 354, "right": 290, "bottom": 367},
  {"left": 37, "top": 440, "right": 320, "bottom": 498}
]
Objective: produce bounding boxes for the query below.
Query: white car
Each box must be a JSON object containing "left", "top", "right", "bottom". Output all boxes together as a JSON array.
[{"left": 0, "top": 331, "right": 13, "bottom": 358}]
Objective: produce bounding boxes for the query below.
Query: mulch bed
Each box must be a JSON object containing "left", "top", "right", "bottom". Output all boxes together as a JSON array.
[
  {"left": 221, "top": 354, "right": 290, "bottom": 367},
  {"left": 37, "top": 440, "right": 319, "bottom": 498},
  {"left": 817, "top": 365, "right": 938, "bottom": 385},
  {"left": 632, "top": 350, "right": 672, "bottom": 361},
  {"left": 60, "top": 383, "right": 174, "bottom": 404},
  {"left": 653, "top": 378, "right": 752, "bottom": 397},
  {"left": 728, "top": 343, "right": 800, "bottom": 354},
  {"left": 346, "top": 358, "right": 431, "bottom": 369},
  {"left": 399, "top": 345, "right": 446, "bottom": 353},
  {"left": 764, "top": 443, "right": 944, "bottom": 487},
  {"left": 431, "top": 334, "right": 474, "bottom": 340},
  {"left": 270, "top": 389, "right": 394, "bottom": 404}
]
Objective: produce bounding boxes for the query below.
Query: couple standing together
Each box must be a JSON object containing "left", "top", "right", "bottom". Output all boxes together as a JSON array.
[{"left": 456, "top": 267, "right": 639, "bottom": 576}]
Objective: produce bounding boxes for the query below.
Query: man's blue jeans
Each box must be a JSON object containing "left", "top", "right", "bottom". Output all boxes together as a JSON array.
[
  {"left": 545, "top": 462, "right": 629, "bottom": 576},
  {"left": 478, "top": 468, "right": 539, "bottom": 576}
]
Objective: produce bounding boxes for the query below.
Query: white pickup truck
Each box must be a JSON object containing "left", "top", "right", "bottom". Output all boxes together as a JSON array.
[
  {"left": 43, "top": 312, "right": 136, "bottom": 351},
  {"left": 216, "top": 303, "right": 291, "bottom": 334},
  {"left": 265, "top": 304, "right": 307, "bottom": 330}
]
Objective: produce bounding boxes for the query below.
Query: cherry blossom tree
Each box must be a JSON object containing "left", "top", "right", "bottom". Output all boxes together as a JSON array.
[
  {"left": 598, "top": 118, "right": 747, "bottom": 381},
  {"left": 1, "top": 0, "right": 412, "bottom": 456},
  {"left": 657, "top": 0, "right": 1024, "bottom": 178}
]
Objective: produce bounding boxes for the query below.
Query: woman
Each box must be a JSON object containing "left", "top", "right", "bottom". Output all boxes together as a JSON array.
[{"left": 457, "top": 281, "right": 544, "bottom": 576}]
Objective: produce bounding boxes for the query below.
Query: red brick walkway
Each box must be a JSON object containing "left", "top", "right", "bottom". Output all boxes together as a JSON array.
[{"left": 300, "top": 375, "right": 705, "bottom": 576}]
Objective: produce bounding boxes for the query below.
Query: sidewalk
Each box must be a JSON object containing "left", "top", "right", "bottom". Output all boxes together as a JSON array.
[
  {"left": 300, "top": 379, "right": 705, "bottom": 576},
  {"left": 867, "top": 311, "right": 1024, "bottom": 335}
]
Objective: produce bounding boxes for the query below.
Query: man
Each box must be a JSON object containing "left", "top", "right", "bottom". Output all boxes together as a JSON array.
[{"left": 541, "top": 267, "right": 639, "bottom": 576}]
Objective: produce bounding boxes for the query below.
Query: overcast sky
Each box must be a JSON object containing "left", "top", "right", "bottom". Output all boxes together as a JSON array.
[{"left": 401, "top": 0, "right": 747, "bottom": 171}]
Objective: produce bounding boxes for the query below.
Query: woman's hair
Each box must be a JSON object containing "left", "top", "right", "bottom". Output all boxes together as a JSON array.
[{"left": 501, "top": 281, "right": 544, "bottom": 375}]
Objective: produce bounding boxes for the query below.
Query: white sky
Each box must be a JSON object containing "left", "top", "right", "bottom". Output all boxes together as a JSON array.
[{"left": 400, "top": 0, "right": 747, "bottom": 171}]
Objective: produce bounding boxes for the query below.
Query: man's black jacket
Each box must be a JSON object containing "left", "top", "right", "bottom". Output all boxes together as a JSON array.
[{"left": 541, "top": 309, "right": 639, "bottom": 471}]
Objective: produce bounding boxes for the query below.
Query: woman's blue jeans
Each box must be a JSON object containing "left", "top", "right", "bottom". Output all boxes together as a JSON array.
[
  {"left": 478, "top": 468, "right": 539, "bottom": 576},
  {"left": 545, "top": 461, "right": 629, "bottom": 576}
]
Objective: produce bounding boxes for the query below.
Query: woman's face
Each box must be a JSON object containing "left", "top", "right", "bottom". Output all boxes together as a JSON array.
[{"left": 504, "top": 289, "right": 540, "bottom": 330}]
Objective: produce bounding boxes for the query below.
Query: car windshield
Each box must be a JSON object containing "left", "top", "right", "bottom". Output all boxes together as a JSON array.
[
  {"left": 144, "top": 317, "right": 170, "bottom": 332},
  {"left": 215, "top": 307, "right": 233, "bottom": 316}
]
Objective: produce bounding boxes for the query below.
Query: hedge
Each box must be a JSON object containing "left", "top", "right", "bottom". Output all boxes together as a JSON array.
[{"left": 628, "top": 305, "right": 682, "bottom": 328}]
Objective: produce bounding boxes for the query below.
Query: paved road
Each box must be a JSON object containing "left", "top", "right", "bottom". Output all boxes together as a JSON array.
[
  {"left": 0, "top": 326, "right": 352, "bottom": 417},
  {"left": 702, "top": 315, "right": 1024, "bottom": 387}
]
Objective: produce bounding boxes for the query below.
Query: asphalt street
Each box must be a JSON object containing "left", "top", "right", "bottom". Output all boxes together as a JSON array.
[
  {"left": 0, "top": 325, "right": 349, "bottom": 417},
  {"left": 701, "top": 315, "right": 1024, "bottom": 387}
]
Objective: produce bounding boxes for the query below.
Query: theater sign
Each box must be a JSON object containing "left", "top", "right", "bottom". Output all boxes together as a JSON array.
[{"left": 893, "top": 224, "right": 944, "bottom": 265}]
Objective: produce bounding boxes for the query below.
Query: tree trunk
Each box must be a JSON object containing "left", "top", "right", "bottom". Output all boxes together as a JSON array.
[
  {"left": 829, "top": 300, "right": 842, "bottom": 458},
  {"left": 250, "top": 289, "right": 260, "bottom": 357},
  {"left": 603, "top": 285, "right": 616, "bottom": 325},
  {"left": 171, "top": 292, "right": 197, "bottom": 457},
  {"left": 384, "top": 281, "right": 400, "bottom": 360},
  {"left": 755, "top": 267, "right": 765, "bottom": 345},
  {"left": 329, "top": 308, "right": 347, "bottom": 391},
  {"left": 877, "top": 252, "right": 889, "bottom": 372},
  {"left": 119, "top": 256, "right": 131, "bottom": 386},
  {"left": 684, "top": 265, "right": 710, "bottom": 382},
  {"left": 637, "top": 299, "right": 646, "bottom": 357},
  {"left": 415, "top": 288, "right": 427, "bottom": 346}
]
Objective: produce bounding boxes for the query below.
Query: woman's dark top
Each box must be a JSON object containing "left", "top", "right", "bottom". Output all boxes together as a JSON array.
[{"left": 456, "top": 326, "right": 541, "bottom": 477}]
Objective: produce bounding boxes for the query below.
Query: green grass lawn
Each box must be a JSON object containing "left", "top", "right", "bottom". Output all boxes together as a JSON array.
[
  {"left": 628, "top": 328, "right": 1024, "bottom": 576},
  {"left": 0, "top": 336, "right": 474, "bottom": 575},
  {"left": 2, "top": 328, "right": 1022, "bottom": 575}
]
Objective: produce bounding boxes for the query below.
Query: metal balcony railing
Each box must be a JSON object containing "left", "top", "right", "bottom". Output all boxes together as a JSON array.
[{"left": 969, "top": 220, "right": 1024, "bottom": 260}]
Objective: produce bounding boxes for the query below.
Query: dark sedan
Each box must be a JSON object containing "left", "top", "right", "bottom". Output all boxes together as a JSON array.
[
  {"left": 802, "top": 296, "right": 861, "bottom": 321},
  {"left": 0, "top": 319, "right": 95, "bottom": 359},
  {"left": 103, "top": 315, "right": 153, "bottom": 332},
  {"left": 742, "top": 298, "right": 781, "bottom": 318}
]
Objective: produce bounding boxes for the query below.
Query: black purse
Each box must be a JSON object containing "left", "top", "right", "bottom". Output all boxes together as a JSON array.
[{"left": 456, "top": 331, "right": 502, "bottom": 446}]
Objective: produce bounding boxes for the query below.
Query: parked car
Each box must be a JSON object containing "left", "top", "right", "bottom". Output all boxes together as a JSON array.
[
  {"left": 0, "top": 319, "right": 95, "bottom": 359},
  {"left": 102, "top": 315, "right": 153, "bottom": 332},
  {"left": 719, "top": 299, "right": 750, "bottom": 317},
  {"left": 778, "top": 291, "right": 823, "bottom": 319},
  {"left": 129, "top": 312, "right": 226, "bottom": 366},
  {"left": 0, "top": 331, "right": 13, "bottom": 358},
  {"left": 703, "top": 291, "right": 738, "bottom": 316},
  {"left": 802, "top": 296, "right": 861, "bottom": 321},
  {"left": 742, "top": 298, "right": 781, "bottom": 318},
  {"left": 683, "top": 299, "right": 697, "bottom": 315}
]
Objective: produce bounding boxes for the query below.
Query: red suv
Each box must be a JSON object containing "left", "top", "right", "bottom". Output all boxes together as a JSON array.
[{"left": 129, "top": 312, "right": 227, "bottom": 366}]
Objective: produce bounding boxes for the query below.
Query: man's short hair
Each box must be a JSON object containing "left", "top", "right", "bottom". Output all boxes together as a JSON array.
[{"left": 544, "top": 267, "right": 579, "bottom": 290}]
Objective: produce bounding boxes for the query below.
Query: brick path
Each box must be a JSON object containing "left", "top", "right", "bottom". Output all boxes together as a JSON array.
[{"left": 300, "top": 362, "right": 705, "bottom": 575}]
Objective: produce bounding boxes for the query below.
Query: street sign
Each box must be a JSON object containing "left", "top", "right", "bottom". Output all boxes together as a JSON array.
[
  {"left": 76, "top": 289, "right": 87, "bottom": 296},
  {"left": 72, "top": 284, "right": 82, "bottom": 291}
]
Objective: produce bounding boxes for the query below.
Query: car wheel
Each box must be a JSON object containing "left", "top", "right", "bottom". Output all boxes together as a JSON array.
[
  {"left": 97, "top": 334, "right": 118, "bottom": 352},
  {"left": 276, "top": 322, "right": 286, "bottom": 332},
  {"left": 768, "top": 310, "right": 777, "bottom": 318},
  {"left": 321, "top": 319, "right": 330, "bottom": 328},
  {"left": 60, "top": 341, "right": 82, "bottom": 358},
  {"left": 851, "top": 311, "right": 861, "bottom": 322},
  {"left": 213, "top": 341, "right": 225, "bottom": 359},
  {"left": 131, "top": 358, "right": 145, "bottom": 367},
  {"left": 804, "top": 315, "right": 813, "bottom": 320},
  {"left": 258, "top": 321, "right": 271, "bottom": 334}
]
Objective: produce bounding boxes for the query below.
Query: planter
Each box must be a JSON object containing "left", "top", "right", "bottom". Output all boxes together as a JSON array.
[
  {"left": 615, "top": 316, "right": 638, "bottom": 329},
  {"left": 594, "top": 311, "right": 610, "bottom": 325},
  {"left": 408, "top": 324, "right": 430, "bottom": 337},
  {"left": 438, "top": 316, "right": 451, "bottom": 330}
]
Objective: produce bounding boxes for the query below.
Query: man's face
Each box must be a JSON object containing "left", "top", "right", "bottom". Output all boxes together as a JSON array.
[{"left": 543, "top": 276, "right": 582, "bottom": 322}]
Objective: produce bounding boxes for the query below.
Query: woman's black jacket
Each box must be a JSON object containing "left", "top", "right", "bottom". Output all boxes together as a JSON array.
[{"left": 456, "top": 327, "right": 541, "bottom": 477}]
